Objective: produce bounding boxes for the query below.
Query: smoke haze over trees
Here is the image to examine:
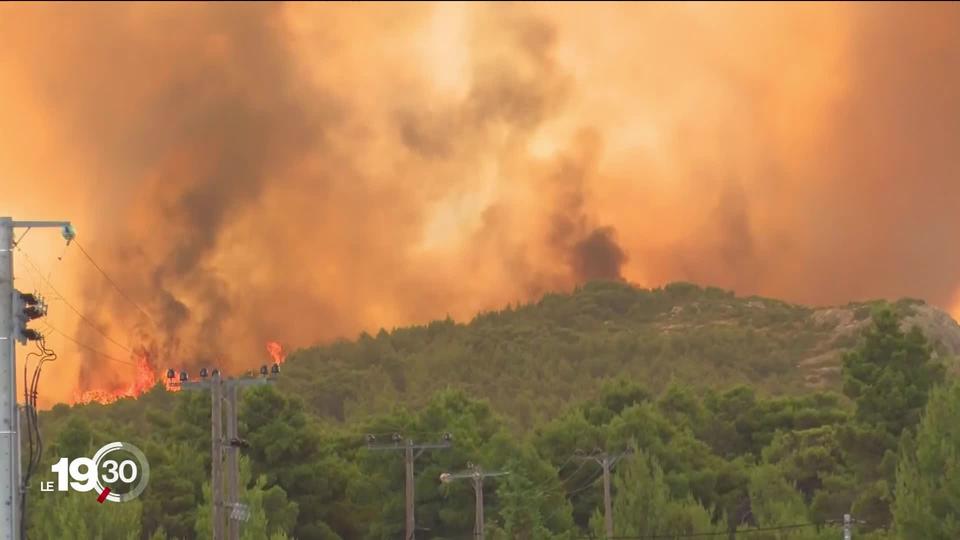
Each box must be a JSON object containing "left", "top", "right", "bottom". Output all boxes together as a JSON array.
[{"left": 0, "top": 2, "right": 958, "bottom": 403}]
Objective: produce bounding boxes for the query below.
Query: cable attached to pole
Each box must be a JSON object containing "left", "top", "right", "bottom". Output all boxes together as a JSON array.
[
  {"left": 20, "top": 336, "right": 56, "bottom": 540},
  {"left": 72, "top": 239, "right": 157, "bottom": 329}
]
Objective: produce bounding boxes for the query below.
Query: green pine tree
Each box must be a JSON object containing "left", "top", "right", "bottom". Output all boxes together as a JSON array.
[
  {"left": 589, "top": 447, "right": 722, "bottom": 538},
  {"left": 27, "top": 488, "right": 142, "bottom": 540},
  {"left": 195, "top": 456, "right": 299, "bottom": 539},
  {"left": 893, "top": 383, "right": 960, "bottom": 539},
  {"left": 840, "top": 306, "right": 945, "bottom": 529}
]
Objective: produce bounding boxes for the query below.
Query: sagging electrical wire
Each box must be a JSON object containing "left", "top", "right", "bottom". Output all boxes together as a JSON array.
[
  {"left": 15, "top": 245, "right": 132, "bottom": 355},
  {"left": 577, "top": 522, "right": 822, "bottom": 538},
  {"left": 20, "top": 336, "right": 57, "bottom": 540},
  {"left": 539, "top": 466, "right": 607, "bottom": 525},
  {"left": 72, "top": 238, "right": 158, "bottom": 329}
]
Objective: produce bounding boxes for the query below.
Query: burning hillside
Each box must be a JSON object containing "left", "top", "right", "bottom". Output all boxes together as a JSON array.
[
  {"left": 72, "top": 342, "right": 286, "bottom": 405},
  {"left": 73, "top": 352, "right": 165, "bottom": 405},
  {"left": 2, "top": 3, "right": 958, "bottom": 405}
]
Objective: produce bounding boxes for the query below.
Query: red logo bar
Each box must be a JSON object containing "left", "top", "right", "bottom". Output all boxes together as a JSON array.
[{"left": 97, "top": 487, "right": 111, "bottom": 503}]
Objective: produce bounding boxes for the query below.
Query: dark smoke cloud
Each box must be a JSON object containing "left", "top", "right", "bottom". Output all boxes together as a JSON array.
[
  {"left": 1, "top": 2, "right": 958, "bottom": 403},
  {"left": 0, "top": 2, "right": 336, "bottom": 388},
  {"left": 1, "top": 3, "right": 609, "bottom": 395},
  {"left": 542, "top": 129, "right": 627, "bottom": 284},
  {"left": 571, "top": 227, "right": 627, "bottom": 282}
]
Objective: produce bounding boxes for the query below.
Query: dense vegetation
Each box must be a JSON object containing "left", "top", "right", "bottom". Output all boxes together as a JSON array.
[
  {"left": 277, "top": 281, "right": 957, "bottom": 427},
  {"left": 26, "top": 282, "right": 960, "bottom": 539}
]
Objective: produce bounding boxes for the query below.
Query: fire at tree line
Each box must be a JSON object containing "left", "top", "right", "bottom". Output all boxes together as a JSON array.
[
  {"left": 19, "top": 281, "right": 960, "bottom": 539},
  {"left": 70, "top": 342, "right": 288, "bottom": 406}
]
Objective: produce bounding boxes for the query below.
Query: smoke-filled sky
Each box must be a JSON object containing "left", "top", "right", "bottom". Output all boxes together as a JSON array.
[{"left": 1, "top": 2, "right": 958, "bottom": 405}]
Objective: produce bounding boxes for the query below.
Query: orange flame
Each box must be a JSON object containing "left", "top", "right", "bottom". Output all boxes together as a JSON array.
[
  {"left": 72, "top": 342, "right": 285, "bottom": 405},
  {"left": 267, "top": 341, "right": 286, "bottom": 365},
  {"left": 73, "top": 352, "right": 173, "bottom": 405}
]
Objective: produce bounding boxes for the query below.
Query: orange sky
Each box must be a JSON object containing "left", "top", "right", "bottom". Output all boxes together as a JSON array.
[{"left": 0, "top": 2, "right": 958, "bottom": 406}]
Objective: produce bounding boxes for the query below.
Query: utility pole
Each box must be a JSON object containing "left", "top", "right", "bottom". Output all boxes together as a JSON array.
[
  {"left": 835, "top": 513, "right": 866, "bottom": 540},
  {"left": 575, "top": 449, "right": 632, "bottom": 540},
  {"left": 602, "top": 455, "right": 613, "bottom": 539},
  {"left": 210, "top": 373, "right": 224, "bottom": 540},
  {"left": 225, "top": 384, "right": 239, "bottom": 540},
  {"left": 179, "top": 363, "right": 279, "bottom": 540},
  {"left": 440, "top": 463, "right": 509, "bottom": 540},
  {"left": 405, "top": 441, "right": 414, "bottom": 538},
  {"left": 366, "top": 433, "right": 453, "bottom": 540},
  {"left": 1, "top": 217, "right": 73, "bottom": 540}
]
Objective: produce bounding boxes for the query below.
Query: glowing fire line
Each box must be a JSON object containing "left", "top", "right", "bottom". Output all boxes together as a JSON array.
[{"left": 73, "top": 341, "right": 286, "bottom": 405}]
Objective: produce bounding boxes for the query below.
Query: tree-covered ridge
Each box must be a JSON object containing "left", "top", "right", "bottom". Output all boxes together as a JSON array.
[
  {"left": 278, "top": 281, "right": 960, "bottom": 426},
  {"left": 27, "top": 288, "right": 960, "bottom": 539}
]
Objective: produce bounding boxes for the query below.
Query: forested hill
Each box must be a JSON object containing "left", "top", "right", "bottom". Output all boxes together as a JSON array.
[
  {"left": 278, "top": 281, "right": 960, "bottom": 426},
  {"left": 36, "top": 281, "right": 960, "bottom": 539}
]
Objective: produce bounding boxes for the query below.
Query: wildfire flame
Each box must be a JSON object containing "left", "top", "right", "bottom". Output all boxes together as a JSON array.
[
  {"left": 73, "top": 352, "right": 167, "bottom": 405},
  {"left": 72, "top": 341, "right": 285, "bottom": 405},
  {"left": 267, "top": 341, "right": 286, "bottom": 365}
]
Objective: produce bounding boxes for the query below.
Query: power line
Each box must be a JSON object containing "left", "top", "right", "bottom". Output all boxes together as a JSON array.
[
  {"left": 576, "top": 449, "right": 633, "bottom": 539},
  {"left": 565, "top": 469, "right": 605, "bottom": 498},
  {"left": 578, "top": 523, "right": 821, "bottom": 539},
  {"left": 13, "top": 238, "right": 59, "bottom": 302},
  {"left": 540, "top": 467, "right": 606, "bottom": 524},
  {"left": 440, "top": 464, "right": 509, "bottom": 540},
  {"left": 364, "top": 429, "right": 456, "bottom": 440},
  {"left": 528, "top": 453, "right": 578, "bottom": 494},
  {"left": 15, "top": 246, "right": 132, "bottom": 354},
  {"left": 531, "top": 456, "right": 592, "bottom": 500},
  {"left": 11, "top": 226, "right": 32, "bottom": 249},
  {"left": 367, "top": 434, "right": 454, "bottom": 540},
  {"left": 40, "top": 321, "right": 138, "bottom": 368},
  {"left": 181, "top": 369, "right": 280, "bottom": 540},
  {"left": 73, "top": 238, "right": 157, "bottom": 328}
]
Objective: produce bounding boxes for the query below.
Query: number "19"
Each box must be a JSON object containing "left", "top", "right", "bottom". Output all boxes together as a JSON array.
[{"left": 51, "top": 457, "right": 138, "bottom": 492}]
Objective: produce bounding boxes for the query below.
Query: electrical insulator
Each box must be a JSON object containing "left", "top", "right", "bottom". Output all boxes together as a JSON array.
[
  {"left": 200, "top": 367, "right": 209, "bottom": 378},
  {"left": 61, "top": 223, "right": 76, "bottom": 244},
  {"left": 179, "top": 370, "right": 188, "bottom": 382},
  {"left": 13, "top": 289, "right": 45, "bottom": 345}
]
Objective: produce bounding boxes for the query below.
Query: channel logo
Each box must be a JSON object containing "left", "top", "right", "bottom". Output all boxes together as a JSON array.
[{"left": 42, "top": 441, "right": 150, "bottom": 503}]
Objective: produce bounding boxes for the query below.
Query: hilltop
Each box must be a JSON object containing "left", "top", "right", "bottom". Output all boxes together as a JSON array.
[
  {"left": 277, "top": 281, "right": 960, "bottom": 426},
  {"left": 39, "top": 280, "right": 960, "bottom": 539}
]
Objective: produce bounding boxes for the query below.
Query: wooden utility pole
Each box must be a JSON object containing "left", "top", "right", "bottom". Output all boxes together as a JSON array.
[
  {"left": 575, "top": 449, "right": 632, "bottom": 539},
  {"left": 405, "top": 441, "right": 415, "bottom": 539},
  {"left": 601, "top": 454, "right": 613, "bottom": 540},
  {"left": 474, "top": 473, "right": 484, "bottom": 540},
  {"left": 440, "top": 464, "right": 509, "bottom": 540},
  {"left": 180, "top": 364, "right": 279, "bottom": 540},
  {"left": 226, "top": 385, "right": 240, "bottom": 540},
  {"left": 210, "top": 373, "right": 224, "bottom": 540},
  {"left": 366, "top": 433, "right": 453, "bottom": 540},
  {"left": 836, "top": 513, "right": 866, "bottom": 540}
]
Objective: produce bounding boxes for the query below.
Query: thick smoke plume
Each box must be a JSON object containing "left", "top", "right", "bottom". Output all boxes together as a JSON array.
[{"left": 0, "top": 3, "right": 957, "bottom": 404}]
